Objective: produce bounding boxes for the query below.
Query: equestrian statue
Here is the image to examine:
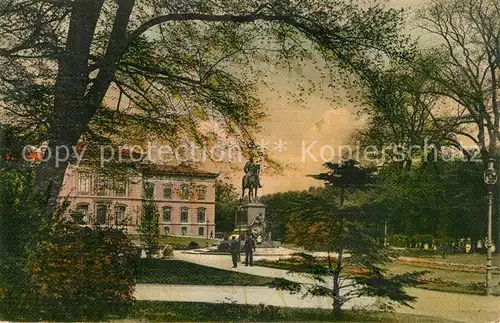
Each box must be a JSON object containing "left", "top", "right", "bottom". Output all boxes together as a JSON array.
[{"left": 241, "top": 157, "right": 262, "bottom": 203}]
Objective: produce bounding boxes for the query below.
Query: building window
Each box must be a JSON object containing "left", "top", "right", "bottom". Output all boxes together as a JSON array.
[
  {"left": 78, "top": 173, "right": 92, "bottom": 194},
  {"left": 180, "top": 184, "right": 189, "bottom": 200},
  {"left": 164, "top": 226, "right": 170, "bottom": 235},
  {"left": 180, "top": 208, "right": 189, "bottom": 223},
  {"left": 197, "top": 208, "right": 206, "bottom": 223},
  {"left": 198, "top": 227, "right": 204, "bottom": 236},
  {"left": 181, "top": 227, "right": 187, "bottom": 235},
  {"left": 197, "top": 185, "right": 207, "bottom": 200},
  {"left": 96, "top": 174, "right": 111, "bottom": 196},
  {"left": 162, "top": 207, "right": 171, "bottom": 222},
  {"left": 76, "top": 203, "right": 89, "bottom": 223},
  {"left": 163, "top": 183, "right": 172, "bottom": 199},
  {"left": 114, "top": 179, "right": 127, "bottom": 197},
  {"left": 143, "top": 181, "right": 155, "bottom": 199},
  {"left": 115, "top": 204, "right": 127, "bottom": 225},
  {"left": 96, "top": 204, "right": 109, "bottom": 225}
]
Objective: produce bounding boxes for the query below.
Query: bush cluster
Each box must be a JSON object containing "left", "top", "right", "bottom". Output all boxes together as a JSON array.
[{"left": 0, "top": 168, "right": 137, "bottom": 321}]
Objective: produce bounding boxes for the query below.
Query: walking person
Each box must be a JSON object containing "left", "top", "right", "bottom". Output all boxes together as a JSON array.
[
  {"left": 244, "top": 235, "right": 256, "bottom": 266},
  {"left": 230, "top": 236, "right": 240, "bottom": 268}
]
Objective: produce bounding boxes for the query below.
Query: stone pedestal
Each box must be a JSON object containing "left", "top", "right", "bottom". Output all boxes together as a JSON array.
[{"left": 242, "top": 203, "right": 266, "bottom": 227}]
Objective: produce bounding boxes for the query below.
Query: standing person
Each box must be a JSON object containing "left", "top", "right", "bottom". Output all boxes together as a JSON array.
[
  {"left": 230, "top": 236, "right": 240, "bottom": 268},
  {"left": 244, "top": 235, "right": 256, "bottom": 266}
]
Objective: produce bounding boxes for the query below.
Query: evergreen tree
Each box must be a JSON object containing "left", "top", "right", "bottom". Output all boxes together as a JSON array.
[{"left": 139, "top": 198, "right": 160, "bottom": 259}]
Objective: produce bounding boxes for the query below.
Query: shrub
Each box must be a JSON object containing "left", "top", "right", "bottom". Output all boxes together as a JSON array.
[
  {"left": 26, "top": 222, "right": 137, "bottom": 320},
  {"left": 188, "top": 241, "right": 200, "bottom": 249},
  {"left": 390, "top": 234, "right": 410, "bottom": 247},
  {"left": 217, "top": 240, "right": 231, "bottom": 252}
]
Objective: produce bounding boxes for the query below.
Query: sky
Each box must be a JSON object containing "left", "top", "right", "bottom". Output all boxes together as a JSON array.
[{"left": 203, "top": 0, "right": 430, "bottom": 195}]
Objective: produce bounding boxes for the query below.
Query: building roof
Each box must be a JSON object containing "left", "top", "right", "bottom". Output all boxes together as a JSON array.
[{"left": 140, "top": 164, "right": 219, "bottom": 178}]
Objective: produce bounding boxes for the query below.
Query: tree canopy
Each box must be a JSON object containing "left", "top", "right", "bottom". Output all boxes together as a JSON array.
[{"left": 0, "top": 0, "right": 410, "bottom": 217}]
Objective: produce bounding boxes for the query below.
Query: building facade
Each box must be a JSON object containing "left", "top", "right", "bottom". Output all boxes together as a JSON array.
[{"left": 59, "top": 163, "right": 218, "bottom": 237}]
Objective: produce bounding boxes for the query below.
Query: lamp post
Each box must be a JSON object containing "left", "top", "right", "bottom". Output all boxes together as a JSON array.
[
  {"left": 484, "top": 158, "right": 497, "bottom": 296},
  {"left": 206, "top": 217, "right": 209, "bottom": 240}
]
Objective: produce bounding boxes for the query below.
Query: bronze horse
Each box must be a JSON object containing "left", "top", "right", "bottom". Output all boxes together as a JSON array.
[{"left": 242, "top": 170, "right": 259, "bottom": 202}]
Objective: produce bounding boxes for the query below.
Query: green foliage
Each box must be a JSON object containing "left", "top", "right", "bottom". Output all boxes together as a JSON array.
[
  {"left": 281, "top": 162, "right": 424, "bottom": 317},
  {"left": 25, "top": 223, "right": 137, "bottom": 321},
  {"left": 309, "top": 160, "right": 375, "bottom": 207},
  {"left": 0, "top": 164, "right": 48, "bottom": 318},
  {"left": 139, "top": 198, "right": 160, "bottom": 258},
  {"left": 377, "top": 161, "right": 486, "bottom": 240},
  {"left": 126, "top": 301, "right": 449, "bottom": 322},
  {"left": 0, "top": 166, "right": 136, "bottom": 321},
  {"left": 260, "top": 189, "right": 311, "bottom": 241},
  {"left": 215, "top": 179, "right": 239, "bottom": 234}
]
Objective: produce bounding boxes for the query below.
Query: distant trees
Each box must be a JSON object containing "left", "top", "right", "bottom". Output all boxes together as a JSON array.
[
  {"left": 377, "top": 160, "right": 486, "bottom": 249},
  {"left": 215, "top": 179, "right": 239, "bottom": 235},
  {"left": 260, "top": 190, "right": 310, "bottom": 241}
]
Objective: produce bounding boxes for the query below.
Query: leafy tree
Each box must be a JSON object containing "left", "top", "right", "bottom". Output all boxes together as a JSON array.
[
  {"left": 355, "top": 56, "right": 474, "bottom": 167},
  {"left": 139, "top": 197, "right": 160, "bottom": 259},
  {"left": 417, "top": 0, "right": 500, "bottom": 249},
  {"left": 308, "top": 159, "right": 375, "bottom": 206},
  {"left": 0, "top": 165, "right": 43, "bottom": 318},
  {"left": 272, "top": 161, "right": 424, "bottom": 318},
  {"left": 260, "top": 189, "right": 311, "bottom": 241},
  {"left": 0, "top": 0, "right": 410, "bottom": 219},
  {"left": 275, "top": 188, "right": 424, "bottom": 319},
  {"left": 377, "top": 160, "right": 486, "bottom": 248}
]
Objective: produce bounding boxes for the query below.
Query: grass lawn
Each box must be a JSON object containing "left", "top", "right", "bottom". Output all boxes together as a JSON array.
[
  {"left": 136, "top": 259, "right": 275, "bottom": 286},
  {"left": 129, "top": 234, "right": 219, "bottom": 248},
  {"left": 411, "top": 253, "right": 500, "bottom": 266},
  {"left": 253, "top": 257, "right": 496, "bottom": 295},
  {"left": 124, "top": 301, "right": 457, "bottom": 322}
]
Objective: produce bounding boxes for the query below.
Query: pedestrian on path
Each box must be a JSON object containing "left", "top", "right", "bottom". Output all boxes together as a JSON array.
[
  {"left": 244, "top": 235, "right": 256, "bottom": 266},
  {"left": 230, "top": 236, "right": 240, "bottom": 268}
]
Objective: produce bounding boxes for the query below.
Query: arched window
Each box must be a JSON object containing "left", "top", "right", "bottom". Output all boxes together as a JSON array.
[
  {"left": 181, "top": 227, "right": 187, "bottom": 235},
  {"left": 180, "top": 184, "right": 190, "bottom": 200},
  {"left": 180, "top": 208, "right": 189, "bottom": 223},
  {"left": 162, "top": 206, "right": 171, "bottom": 222},
  {"left": 164, "top": 226, "right": 170, "bottom": 235},
  {"left": 197, "top": 208, "right": 206, "bottom": 223},
  {"left": 197, "top": 185, "right": 207, "bottom": 200}
]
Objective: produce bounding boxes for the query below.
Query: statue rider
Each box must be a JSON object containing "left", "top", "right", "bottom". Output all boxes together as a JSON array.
[{"left": 244, "top": 157, "right": 262, "bottom": 188}]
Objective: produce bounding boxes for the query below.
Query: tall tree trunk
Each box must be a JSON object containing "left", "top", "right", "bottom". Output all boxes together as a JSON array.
[
  {"left": 34, "top": 0, "right": 106, "bottom": 218},
  {"left": 33, "top": 0, "right": 135, "bottom": 219},
  {"left": 333, "top": 248, "right": 343, "bottom": 319}
]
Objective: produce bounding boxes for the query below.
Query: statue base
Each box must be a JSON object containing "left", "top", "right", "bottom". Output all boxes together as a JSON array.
[{"left": 242, "top": 202, "right": 266, "bottom": 227}]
